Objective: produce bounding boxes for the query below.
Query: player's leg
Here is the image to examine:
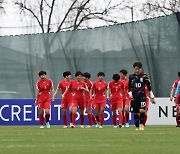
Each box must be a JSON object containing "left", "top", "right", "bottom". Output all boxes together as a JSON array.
[
  {"left": 131, "top": 99, "right": 140, "bottom": 130},
  {"left": 71, "top": 106, "right": 77, "bottom": 128},
  {"left": 86, "top": 100, "right": 93, "bottom": 127},
  {"left": 99, "top": 102, "right": 106, "bottom": 128},
  {"left": 44, "top": 100, "right": 51, "bottom": 128},
  {"left": 94, "top": 103, "right": 100, "bottom": 128},
  {"left": 176, "top": 94, "right": 180, "bottom": 127},
  {"left": 61, "top": 99, "right": 68, "bottom": 128},
  {"left": 111, "top": 103, "right": 117, "bottom": 128},
  {"left": 39, "top": 108, "right": 44, "bottom": 128},
  {"left": 79, "top": 102, "right": 85, "bottom": 128},
  {"left": 124, "top": 98, "right": 130, "bottom": 127},
  {"left": 143, "top": 97, "right": 150, "bottom": 127},
  {"left": 117, "top": 101, "right": 123, "bottom": 128}
]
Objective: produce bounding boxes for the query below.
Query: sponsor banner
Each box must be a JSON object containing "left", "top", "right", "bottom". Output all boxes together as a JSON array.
[
  {"left": 147, "top": 98, "right": 176, "bottom": 125},
  {"left": 0, "top": 99, "right": 134, "bottom": 125}
]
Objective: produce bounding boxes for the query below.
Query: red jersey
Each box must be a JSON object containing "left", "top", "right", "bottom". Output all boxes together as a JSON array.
[
  {"left": 173, "top": 79, "right": 180, "bottom": 89},
  {"left": 84, "top": 80, "right": 92, "bottom": 101},
  {"left": 69, "top": 80, "right": 87, "bottom": 102},
  {"left": 92, "top": 80, "right": 107, "bottom": 102},
  {"left": 57, "top": 80, "right": 71, "bottom": 99},
  {"left": 120, "top": 77, "right": 129, "bottom": 98},
  {"left": 108, "top": 80, "right": 124, "bottom": 102},
  {"left": 36, "top": 78, "right": 53, "bottom": 100}
]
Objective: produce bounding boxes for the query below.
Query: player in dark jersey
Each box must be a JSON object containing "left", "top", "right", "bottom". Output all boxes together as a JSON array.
[{"left": 128, "top": 62, "right": 155, "bottom": 130}]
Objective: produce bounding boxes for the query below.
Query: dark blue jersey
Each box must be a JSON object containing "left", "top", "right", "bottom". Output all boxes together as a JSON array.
[{"left": 128, "top": 72, "right": 151, "bottom": 99}]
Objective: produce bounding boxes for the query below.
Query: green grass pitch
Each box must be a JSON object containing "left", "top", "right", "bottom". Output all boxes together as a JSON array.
[{"left": 0, "top": 125, "right": 179, "bottom": 154}]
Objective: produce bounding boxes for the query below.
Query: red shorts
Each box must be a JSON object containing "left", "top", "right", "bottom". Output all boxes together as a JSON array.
[
  {"left": 38, "top": 99, "right": 51, "bottom": 109},
  {"left": 110, "top": 102, "right": 123, "bottom": 110},
  {"left": 61, "top": 97, "right": 69, "bottom": 110},
  {"left": 175, "top": 93, "right": 180, "bottom": 107},
  {"left": 37, "top": 94, "right": 51, "bottom": 109},
  {"left": 94, "top": 102, "right": 106, "bottom": 110},
  {"left": 69, "top": 97, "right": 85, "bottom": 110}
]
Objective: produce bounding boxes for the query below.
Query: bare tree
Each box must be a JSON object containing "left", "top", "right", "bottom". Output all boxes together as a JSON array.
[
  {"left": 142, "top": 0, "right": 180, "bottom": 18},
  {"left": 0, "top": 0, "right": 5, "bottom": 14},
  {"left": 13, "top": 0, "right": 130, "bottom": 77},
  {"left": 14, "top": 0, "right": 128, "bottom": 33}
]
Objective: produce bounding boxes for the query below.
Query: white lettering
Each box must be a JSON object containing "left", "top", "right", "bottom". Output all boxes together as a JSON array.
[
  {"left": 24, "top": 105, "right": 32, "bottom": 121},
  {"left": 54, "top": 105, "right": 61, "bottom": 121},
  {"left": 11, "top": 105, "right": 21, "bottom": 121},
  {"left": 0, "top": 105, "right": 10, "bottom": 121}
]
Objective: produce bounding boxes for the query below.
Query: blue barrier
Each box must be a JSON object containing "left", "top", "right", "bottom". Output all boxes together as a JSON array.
[{"left": 0, "top": 99, "right": 134, "bottom": 125}]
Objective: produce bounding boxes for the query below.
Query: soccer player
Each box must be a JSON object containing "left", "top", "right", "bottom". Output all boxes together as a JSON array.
[
  {"left": 128, "top": 62, "right": 155, "bottom": 130},
  {"left": 174, "top": 80, "right": 180, "bottom": 127},
  {"left": 143, "top": 85, "right": 156, "bottom": 127},
  {"left": 170, "top": 72, "right": 180, "bottom": 127},
  {"left": 66, "top": 71, "right": 89, "bottom": 128},
  {"left": 35, "top": 71, "right": 54, "bottom": 129},
  {"left": 120, "top": 69, "right": 130, "bottom": 128},
  {"left": 52, "top": 71, "right": 71, "bottom": 128},
  {"left": 107, "top": 74, "right": 125, "bottom": 128},
  {"left": 83, "top": 72, "right": 97, "bottom": 128},
  {"left": 90, "top": 72, "right": 108, "bottom": 128}
]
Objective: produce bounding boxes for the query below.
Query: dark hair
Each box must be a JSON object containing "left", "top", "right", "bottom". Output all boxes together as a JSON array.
[
  {"left": 178, "top": 72, "right": 180, "bottom": 77},
  {"left": 63, "top": 71, "right": 71, "bottom": 78},
  {"left": 38, "top": 71, "right": 46, "bottom": 77},
  {"left": 83, "top": 72, "right": 91, "bottom": 79},
  {"left": 75, "top": 71, "right": 83, "bottom": 77},
  {"left": 133, "top": 61, "right": 142, "bottom": 68},
  {"left": 120, "top": 69, "right": 128, "bottom": 75},
  {"left": 113, "top": 74, "right": 120, "bottom": 81},
  {"left": 97, "top": 72, "right": 105, "bottom": 77}
]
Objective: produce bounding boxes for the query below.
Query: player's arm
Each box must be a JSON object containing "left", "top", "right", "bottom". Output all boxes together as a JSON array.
[
  {"left": 35, "top": 88, "right": 39, "bottom": 106},
  {"left": 143, "top": 73, "right": 155, "bottom": 101},
  {"left": 52, "top": 88, "right": 59, "bottom": 101},
  {"left": 128, "top": 75, "right": 133, "bottom": 98},
  {"left": 51, "top": 85, "right": 55, "bottom": 101},
  {"left": 107, "top": 84, "right": 111, "bottom": 100},
  {"left": 79, "top": 85, "right": 89, "bottom": 93},
  {"left": 90, "top": 88, "right": 94, "bottom": 100},
  {"left": 170, "top": 87, "right": 175, "bottom": 101}
]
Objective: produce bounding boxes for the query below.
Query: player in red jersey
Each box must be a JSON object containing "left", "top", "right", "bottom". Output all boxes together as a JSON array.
[
  {"left": 120, "top": 69, "right": 130, "bottom": 128},
  {"left": 90, "top": 72, "right": 108, "bottom": 128},
  {"left": 170, "top": 72, "right": 180, "bottom": 127},
  {"left": 52, "top": 71, "right": 71, "bottom": 128},
  {"left": 66, "top": 71, "right": 89, "bottom": 128},
  {"left": 83, "top": 72, "right": 97, "bottom": 128},
  {"left": 35, "top": 71, "right": 54, "bottom": 129},
  {"left": 142, "top": 85, "right": 156, "bottom": 127},
  {"left": 107, "top": 74, "right": 125, "bottom": 128}
]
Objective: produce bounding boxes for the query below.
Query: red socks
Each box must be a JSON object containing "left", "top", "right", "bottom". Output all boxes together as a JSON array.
[
  {"left": 125, "top": 113, "right": 129, "bottom": 123},
  {"left": 39, "top": 114, "right": 44, "bottom": 125},
  {"left": 80, "top": 114, "right": 84, "bottom": 125},
  {"left": 95, "top": 115, "right": 100, "bottom": 122},
  {"left": 100, "top": 114, "right": 104, "bottom": 126},
  {"left": 92, "top": 114, "right": 97, "bottom": 124},
  {"left": 72, "top": 114, "right": 76, "bottom": 125},
  {"left": 63, "top": 114, "right": 68, "bottom": 126},
  {"left": 176, "top": 114, "right": 179, "bottom": 125},
  {"left": 112, "top": 114, "right": 116, "bottom": 126},
  {"left": 88, "top": 114, "right": 92, "bottom": 126},
  {"left": 118, "top": 113, "right": 123, "bottom": 125}
]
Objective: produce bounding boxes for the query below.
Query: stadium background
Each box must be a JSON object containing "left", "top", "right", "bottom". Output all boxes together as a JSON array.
[{"left": 0, "top": 13, "right": 179, "bottom": 98}]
